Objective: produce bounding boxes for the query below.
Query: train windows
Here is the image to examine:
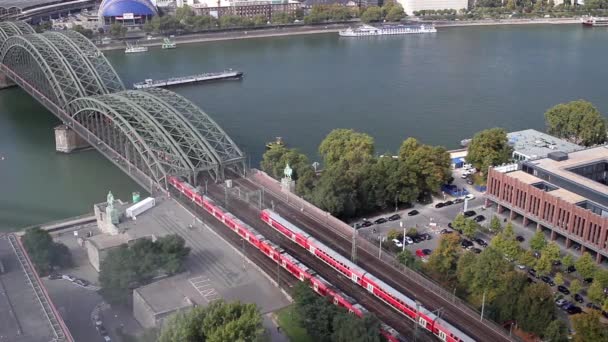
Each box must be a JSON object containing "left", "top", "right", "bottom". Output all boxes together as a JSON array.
[{"left": 438, "top": 331, "right": 447, "bottom": 341}]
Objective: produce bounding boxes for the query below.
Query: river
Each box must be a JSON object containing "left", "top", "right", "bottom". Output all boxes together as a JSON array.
[{"left": 1, "top": 24, "right": 606, "bottom": 230}]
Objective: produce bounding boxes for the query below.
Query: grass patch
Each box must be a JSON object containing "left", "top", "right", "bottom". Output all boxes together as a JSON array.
[{"left": 275, "top": 305, "right": 313, "bottom": 342}]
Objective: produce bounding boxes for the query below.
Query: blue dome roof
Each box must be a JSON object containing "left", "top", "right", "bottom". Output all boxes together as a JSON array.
[{"left": 100, "top": 0, "right": 157, "bottom": 17}]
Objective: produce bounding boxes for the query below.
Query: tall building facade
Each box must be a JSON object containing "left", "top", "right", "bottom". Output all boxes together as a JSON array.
[{"left": 397, "top": 0, "right": 468, "bottom": 15}]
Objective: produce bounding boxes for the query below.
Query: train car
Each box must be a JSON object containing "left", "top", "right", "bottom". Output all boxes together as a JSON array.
[
  {"left": 279, "top": 252, "right": 315, "bottom": 282},
  {"left": 258, "top": 240, "right": 284, "bottom": 263},
  {"left": 260, "top": 210, "right": 311, "bottom": 249},
  {"left": 380, "top": 324, "right": 404, "bottom": 342}
]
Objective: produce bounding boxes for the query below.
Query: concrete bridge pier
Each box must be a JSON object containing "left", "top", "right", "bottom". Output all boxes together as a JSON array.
[
  {"left": 54, "top": 125, "right": 90, "bottom": 153},
  {"left": 0, "top": 71, "right": 16, "bottom": 89}
]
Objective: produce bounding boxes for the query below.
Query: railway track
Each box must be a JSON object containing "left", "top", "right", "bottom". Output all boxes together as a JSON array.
[
  {"left": 228, "top": 174, "right": 514, "bottom": 342},
  {"left": 202, "top": 183, "right": 431, "bottom": 341}
]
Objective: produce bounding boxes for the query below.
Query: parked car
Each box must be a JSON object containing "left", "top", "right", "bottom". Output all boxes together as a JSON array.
[
  {"left": 517, "top": 264, "right": 526, "bottom": 270},
  {"left": 567, "top": 306, "right": 582, "bottom": 315},
  {"left": 374, "top": 218, "right": 387, "bottom": 224},
  {"left": 440, "top": 229, "right": 453, "bottom": 234},
  {"left": 415, "top": 249, "right": 426, "bottom": 258},
  {"left": 474, "top": 238, "right": 488, "bottom": 247},
  {"left": 584, "top": 277, "right": 594, "bottom": 284},
  {"left": 421, "top": 233, "right": 432, "bottom": 240},
  {"left": 407, "top": 210, "right": 419, "bottom": 216},
  {"left": 444, "top": 200, "right": 454, "bottom": 206},
  {"left": 461, "top": 174, "right": 468, "bottom": 179},
  {"left": 392, "top": 239, "right": 404, "bottom": 248},
  {"left": 560, "top": 301, "right": 573, "bottom": 310},
  {"left": 422, "top": 249, "right": 432, "bottom": 256},
  {"left": 471, "top": 248, "right": 482, "bottom": 254},
  {"left": 463, "top": 210, "right": 476, "bottom": 218},
  {"left": 361, "top": 221, "right": 373, "bottom": 227},
  {"left": 48, "top": 273, "right": 62, "bottom": 280},
  {"left": 541, "top": 276, "right": 555, "bottom": 286},
  {"left": 461, "top": 239, "right": 473, "bottom": 248},
  {"left": 528, "top": 268, "right": 537, "bottom": 277},
  {"left": 557, "top": 285, "right": 570, "bottom": 295},
  {"left": 516, "top": 235, "right": 525, "bottom": 242},
  {"left": 587, "top": 302, "right": 602, "bottom": 311},
  {"left": 97, "top": 325, "right": 107, "bottom": 336},
  {"left": 412, "top": 236, "right": 423, "bottom": 243},
  {"left": 435, "top": 202, "right": 445, "bottom": 209},
  {"left": 62, "top": 274, "right": 76, "bottom": 282},
  {"left": 574, "top": 294, "right": 584, "bottom": 303},
  {"left": 566, "top": 265, "right": 576, "bottom": 273},
  {"left": 103, "top": 336, "right": 112, "bottom": 342},
  {"left": 555, "top": 298, "right": 568, "bottom": 307},
  {"left": 388, "top": 214, "right": 401, "bottom": 221},
  {"left": 464, "top": 194, "right": 475, "bottom": 200},
  {"left": 74, "top": 278, "right": 89, "bottom": 287},
  {"left": 447, "top": 222, "right": 453, "bottom": 228},
  {"left": 453, "top": 198, "right": 464, "bottom": 204},
  {"left": 404, "top": 236, "right": 414, "bottom": 244},
  {"left": 473, "top": 215, "right": 486, "bottom": 223}
]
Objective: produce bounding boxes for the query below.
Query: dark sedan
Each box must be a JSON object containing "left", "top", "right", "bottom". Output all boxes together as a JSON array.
[
  {"left": 408, "top": 210, "right": 419, "bottom": 216},
  {"left": 463, "top": 210, "right": 477, "bottom": 218},
  {"left": 461, "top": 239, "right": 473, "bottom": 248},
  {"left": 557, "top": 285, "right": 570, "bottom": 295},
  {"left": 516, "top": 235, "right": 525, "bottom": 242},
  {"left": 444, "top": 200, "right": 454, "bottom": 206},
  {"left": 388, "top": 214, "right": 401, "bottom": 221},
  {"left": 374, "top": 218, "right": 387, "bottom": 224},
  {"left": 574, "top": 294, "right": 584, "bottom": 303},
  {"left": 474, "top": 238, "right": 488, "bottom": 247},
  {"left": 473, "top": 215, "right": 486, "bottom": 223},
  {"left": 435, "top": 202, "right": 445, "bottom": 209},
  {"left": 541, "top": 276, "right": 555, "bottom": 286},
  {"left": 361, "top": 221, "right": 373, "bottom": 227}
]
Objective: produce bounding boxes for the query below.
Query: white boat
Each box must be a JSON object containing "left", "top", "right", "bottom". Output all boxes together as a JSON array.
[
  {"left": 339, "top": 24, "right": 437, "bottom": 37},
  {"left": 125, "top": 42, "right": 148, "bottom": 54},
  {"left": 161, "top": 38, "right": 176, "bottom": 49},
  {"left": 580, "top": 16, "right": 608, "bottom": 27},
  {"left": 133, "top": 70, "right": 244, "bottom": 89}
]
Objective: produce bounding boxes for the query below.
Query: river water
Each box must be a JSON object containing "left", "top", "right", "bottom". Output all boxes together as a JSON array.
[{"left": 1, "top": 24, "right": 606, "bottom": 230}]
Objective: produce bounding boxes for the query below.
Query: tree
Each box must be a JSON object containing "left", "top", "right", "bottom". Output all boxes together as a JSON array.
[
  {"left": 466, "top": 128, "right": 513, "bottom": 176},
  {"left": 398, "top": 138, "right": 451, "bottom": 196},
  {"left": 544, "top": 100, "right": 607, "bottom": 146},
  {"left": 517, "top": 251, "right": 536, "bottom": 267},
  {"left": 387, "top": 229, "right": 400, "bottom": 241},
  {"left": 452, "top": 213, "right": 467, "bottom": 231},
  {"left": 587, "top": 281, "right": 605, "bottom": 304},
  {"left": 252, "top": 15, "right": 268, "bottom": 26},
  {"left": 530, "top": 231, "right": 547, "bottom": 251},
  {"left": 331, "top": 313, "right": 381, "bottom": 342},
  {"left": 175, "top": 4, "right": 195, "bottom": 22},
  {"left": 516, "top": 283, "right": 555, "bottom": 336},
  {"left": 465, "top": 248, "right": 512, "bottom": 303},
  {"left": 319, "top": 129, "right": 374, "bottom": 167},
  {"left": 35, "top": 21, "right": 52, "bottom": 33},
  {"left": 361, "top": 6, "right": 383, "bottom": 22},
  {"left": 595, "top": 269, "right": 608, "bottom": 288},
  {"left": 543, "top": 320, "right": 569, "bottom": 342},
  {"left": 506, "top": 0, "right": 517, "bottom": 10},
  {"left": 426, "top": 234, "right": 461, "bottom": 281},
  {"left": 462, "top": 219, "right": 478, "bottom": 239},
  {"left": 536, "top": 254, "right": 553, "bottom": 276},
  {"left": 272, "top": 12, "right": 293, "bottom": 24},
  {"left": 554, "top": 272, "right": 564, "bottom": 286},
  {"left": 562, "top": 254, "right": 575, "bottom": 269},
  {"left": 406, "top": 228, "right": 418, "bottom": 237},
  {"left": 542, "top": 242, "right": 561, "bottom": 263},
  {"left": 575, "top": 252, "right": 597, "bottom": 279},
  {"left": 158, "top": 300, "right": 263, "bottom": 342},
  {"left": 569, "top": 279, "right": 582, "bottom": 296},
  {"left": 397, "top": 250, "right": 416, "bottom": 267},
  {"left": 489, "top": 215, "right": 502, "bottom": 233},
  {"left": 73, "top": 25, "right": 93, "bottom": 38},
  {"left": 488, "top": 271, "right": 528, "bottom": 323},
  {"left": 491, "top": 223, "right": 520, "bottom": 260},
  {"left": 109, "top": 22, "right": 127, "bottom": 38},
  {"left": 570, "top": 311, "right": 608, "bottom": 342},
  {"left": 385, "top": 4, "right": 406, "bottom": 21},
  {"left": 22, "top": 227, "right": 72, "bottom": 275}
]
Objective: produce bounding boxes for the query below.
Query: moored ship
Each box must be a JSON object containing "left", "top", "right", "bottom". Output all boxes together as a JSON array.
[
  {"left": 339, "top": 24, "right": 437, "bottom": 37},
  {"left": 125, "top": 42, "right": 148, "bottom": 54},
  {"left": 133, "top": 69, "right": 243, "bottom": 89},
  {"left": 581, "top": 16, "right": 608, "bottom": 26},
  {"left": 161, "top": 38, "right": 176, "bottom": 49}
]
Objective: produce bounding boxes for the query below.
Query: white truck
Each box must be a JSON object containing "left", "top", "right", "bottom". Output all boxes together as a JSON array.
[{"left": 126, "top": 197, "right": 155, "bottom": 219}]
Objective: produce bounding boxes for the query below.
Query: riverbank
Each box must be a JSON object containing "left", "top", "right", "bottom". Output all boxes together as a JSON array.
[{"left": 97, "top": 17, "right": 581, "bottom": 51}]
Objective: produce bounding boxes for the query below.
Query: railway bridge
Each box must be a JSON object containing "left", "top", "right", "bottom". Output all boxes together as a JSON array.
[{"left": 0, "top": 21, "right": 245, "bottom": 193}]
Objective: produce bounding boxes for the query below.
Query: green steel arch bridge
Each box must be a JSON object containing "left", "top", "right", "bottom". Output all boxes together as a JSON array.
[{"left": 0, "top": 21, "right": 245, "bottom": 193}]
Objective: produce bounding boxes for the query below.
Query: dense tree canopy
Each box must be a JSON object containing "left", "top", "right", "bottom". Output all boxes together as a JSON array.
[
  {"left": 530, "top": 231, "right": 547, "bottom": 251},
  {"left": 544, "top": 320, "right": 569, "bottom": 342},
  {"left": 22, "top": 227, "right": 72, "bottom": 275},
  {"left": 570, "top": 311, "right": 608, "bottom": 342},
  {"left": 575, "top": 252, "right": 597, "bottom": 279},
  {"left": 361, "top": 6, "right": 383, "bottom": 22},
  {"left": 544, "top": 100, "right": 607, "bottom": 146},
  {"left": 99, "top": 235, "right": 190, "bottom": 303},
  {"left": 426, "top": 234, "right": 461, "bottom": 281},
  {"left": 158, "top": 300, "right": 263, "bottom": 342},
  {"left": 466, "top": 128, "right": 513, "bottom": 176},
  {"left": 516, "top": 283, "right": 555, "bottom": 336}
]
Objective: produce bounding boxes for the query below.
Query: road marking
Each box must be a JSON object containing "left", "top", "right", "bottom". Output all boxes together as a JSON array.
[{"left": 189, "top": 276, "right": 221, "bottom": 302}]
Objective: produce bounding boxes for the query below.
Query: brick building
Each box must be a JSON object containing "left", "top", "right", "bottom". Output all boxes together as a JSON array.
[{"left": 485, "top": 146, "right": 608, "bottom": 263}]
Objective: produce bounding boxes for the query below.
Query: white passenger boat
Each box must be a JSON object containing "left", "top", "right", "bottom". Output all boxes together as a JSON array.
[
  {"left": 581, "top": 16, "right": 608, "bottom": 27},
  {"left": 125, "top": 42, "right": 148, "bottom": 54},
  {"left": 339, "top": 24, "right": 437, "bottom": 37}
]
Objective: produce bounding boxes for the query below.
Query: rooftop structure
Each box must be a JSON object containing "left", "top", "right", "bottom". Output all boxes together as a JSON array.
[
  {"left": 507, "top": 129, "right": 584, "bottom": 161},
  {"left": 133, "top": 275, "right": 196, "bottom": 328},
  {"left": 99, "top": 0, "right": 157, "bottom": 25},
  {"left": 0, "top": 235, "right": 73, "bottom": 342},
  {"left": 0, "top": 0, "right": 96, "bottom": 22},
  {"left": 486, "top": 145, "right": 608, "bottom": 263},
  {"left": 397, "top": 0, "right": 468, "bottom": 15}
]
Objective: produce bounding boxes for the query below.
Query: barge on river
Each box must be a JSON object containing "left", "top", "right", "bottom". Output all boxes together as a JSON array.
[
  {"left": 339, "top": 24, "right": 437, "bottom": 37},
  {"left": 133, "top": 69, "right": 243, "bottom": 89}
]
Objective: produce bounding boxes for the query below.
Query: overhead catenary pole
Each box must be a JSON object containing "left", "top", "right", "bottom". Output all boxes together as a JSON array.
[
  {"left": 351, "top": 229, "right": 357, "bottom": 262},
  {"left": 401, "top": 221, "right": 405, "bottom": 252},
  {"left": 480, "top": 289, "right": 486, "bottom": 321}
]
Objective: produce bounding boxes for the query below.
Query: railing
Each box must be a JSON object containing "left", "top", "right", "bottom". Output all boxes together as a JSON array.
[
  {"left": 6, "top": 234, "right": 73, "bottom": 342},
  {"left": 250, "top": 169, "right": 517, "bottom": 341}
]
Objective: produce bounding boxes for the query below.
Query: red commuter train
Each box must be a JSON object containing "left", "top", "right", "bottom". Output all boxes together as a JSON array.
[
  {"left": 167, "top": 176, "right": 403, "bottom": 342},
  {"left": 260, "top": 209, "right": 476, "bottom": 342}
]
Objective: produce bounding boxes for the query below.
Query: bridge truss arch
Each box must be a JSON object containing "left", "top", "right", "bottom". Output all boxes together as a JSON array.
[{"left": 0, "top": 22, "right": 245, "bottom": 191}]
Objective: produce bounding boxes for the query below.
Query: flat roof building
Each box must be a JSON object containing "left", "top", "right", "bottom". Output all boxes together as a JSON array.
[
  {"left": 486, "top": 145, "right": 608, "bottom": 263},
  {"left": 507, "top": 129, "right": 583, "bottom": 162}
]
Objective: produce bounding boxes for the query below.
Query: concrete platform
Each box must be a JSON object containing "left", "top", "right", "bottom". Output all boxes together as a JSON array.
[
  {"left": 0, "top": 237, "right": 60, "bottom": 342},
  {"left": 131, "top": 199, "right": 291, "bottom": 315}
]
